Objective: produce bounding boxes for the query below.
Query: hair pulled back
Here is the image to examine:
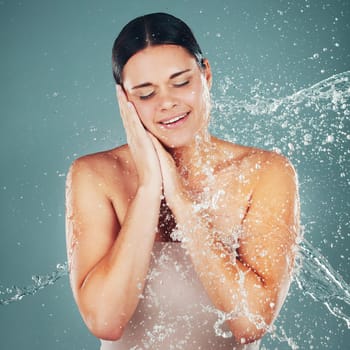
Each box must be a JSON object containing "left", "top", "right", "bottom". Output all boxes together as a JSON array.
[{"left": 112, "top": 12, "right": 204, "bottom": 85}]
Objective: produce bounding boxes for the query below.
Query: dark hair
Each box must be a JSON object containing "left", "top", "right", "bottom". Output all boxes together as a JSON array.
[{"left": 112, "top": 12, "right": 204, "bottom": 85}]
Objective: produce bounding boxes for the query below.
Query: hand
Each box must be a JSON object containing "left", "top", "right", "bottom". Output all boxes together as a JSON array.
[
  {"left": 148, "top": 134, "right": 190, "bottom": 211},
  {"left": 116, "top": 85, "right": 162, "bottom": 192}
]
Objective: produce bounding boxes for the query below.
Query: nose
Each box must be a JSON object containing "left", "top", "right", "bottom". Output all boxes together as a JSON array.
[{"left": 158, "top": 88, "right": 177, "bottom": 111}]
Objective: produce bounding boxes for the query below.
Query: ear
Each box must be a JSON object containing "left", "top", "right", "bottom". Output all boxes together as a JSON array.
[{"left": 202, "top": 58, "right": 212, "bottom": 89}]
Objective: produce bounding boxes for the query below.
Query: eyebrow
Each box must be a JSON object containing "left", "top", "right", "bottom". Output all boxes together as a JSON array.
[{"left": 131, "top": 69, "right": 192, "bottom": 90}]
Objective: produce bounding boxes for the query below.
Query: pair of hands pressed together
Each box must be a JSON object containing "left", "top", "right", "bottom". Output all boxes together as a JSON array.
[{"left": 116, "top": 85, "right": 186, "bottom": 214}]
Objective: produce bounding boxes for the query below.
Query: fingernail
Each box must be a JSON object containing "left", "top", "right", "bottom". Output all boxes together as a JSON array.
[{"left": 127, "top": 102, "right": 133, "bottom": 109}]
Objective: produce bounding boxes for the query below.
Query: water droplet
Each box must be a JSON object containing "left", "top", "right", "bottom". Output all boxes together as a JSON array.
[
  {"left": 325, "top": 135, "right": 334, "bottom": 143},
  {"left": 303, "top": 133, "right": 313, "bottom": 145}
]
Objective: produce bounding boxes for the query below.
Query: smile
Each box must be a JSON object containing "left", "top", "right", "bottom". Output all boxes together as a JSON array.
[{"left": 159, "top": 112, "right": 190, "bottom": 128}]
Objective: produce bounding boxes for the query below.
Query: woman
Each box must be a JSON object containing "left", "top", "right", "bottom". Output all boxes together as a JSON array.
[{"left": 65, "top": 12, "right": 300, "bottom": 350}]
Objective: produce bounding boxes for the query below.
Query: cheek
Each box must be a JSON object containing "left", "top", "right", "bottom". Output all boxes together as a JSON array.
[
  {"left": 187, "top": 88, "right": 209, "bottom": 112},
  {"left": 188, "top": 79, "right": 210, "bottom": 107},
  {"left": 180, "top": 87, "right": 200, "bottom": 108}
]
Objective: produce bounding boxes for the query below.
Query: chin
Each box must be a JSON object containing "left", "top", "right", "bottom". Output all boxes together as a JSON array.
[
  {"left": 161, "top": 140, "right": 188, "bottom": 150},
  {"left": 158, "top": 133, "right": 195, "bottom": 150}
]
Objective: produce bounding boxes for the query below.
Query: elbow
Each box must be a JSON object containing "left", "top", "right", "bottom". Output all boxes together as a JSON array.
[
  {"left": 231, "top": 324, "right": 267, "bottom": 345},
  {"left": 74, "top": 288, "right": 128, "bottom": 341},
  {"left": 84, "top": 313, "right": 125, "bottom": 341},
  {"left": 77, "top": 298, "right": 126, "bottom": 341},
  {"left": 228, "top": 314, "right": 272, "bottom": 345},
  {"left": 92, "top": 327, "right": 125, "bottom": 342}
]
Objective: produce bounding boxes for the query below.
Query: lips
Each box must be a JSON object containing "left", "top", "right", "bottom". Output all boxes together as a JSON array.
[{"left": 158, "top": 112, "right": 190, "bottom": 128}]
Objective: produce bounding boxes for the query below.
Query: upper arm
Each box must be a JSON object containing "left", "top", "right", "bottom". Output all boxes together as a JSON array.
[
  {"left": 238, "top": 154, "right": 300, "bottom": 293},
  {"left": 65, "top": 157, "right": 121, "bottom": 300}
]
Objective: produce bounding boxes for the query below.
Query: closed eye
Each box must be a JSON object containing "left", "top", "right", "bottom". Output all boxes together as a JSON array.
[
  {"left": 174, "top": 80, "right": 190, "bottom": 87},
  {"left": 138, "top": 80, "right": 190, "bottom": 100},
  {"left": 139, "top": 91, "right": 155, "bottom": 100}
]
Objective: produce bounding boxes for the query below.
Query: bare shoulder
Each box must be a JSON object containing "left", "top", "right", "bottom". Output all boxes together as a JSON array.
[
  {"left": 247, "top": 147, "right": 296, "bottom": 177},
  {"left": 238, "top": 144, "right": 298, "bottom": 195},
  {"left": 215, "top": 138, "right": 297, "bottom": 187},
  {"left": 67, "top": 145, "right": 132, "bottom": 182},
  {"left": 66, "top": 144, "right": 136, "bottom": 198},
  {"left": 252, "top": 148, "right": 297, "bottom": 183}
]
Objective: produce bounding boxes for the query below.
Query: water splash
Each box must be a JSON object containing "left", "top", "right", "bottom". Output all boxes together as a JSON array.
[
  {"left": 210, "top": 71, "right": 350, "bottom": 347},
  {"left": 209, "top": 235, "right": 350, "bottom": 347},
  {"left": 214, "top": 71, "right": 350, "bottom": 117},
  {"left": 0, "top": 263, "right": 68, "bottom": 306},
  {"left": 212, "top": 70, "right": 350, "bottom": 176},
  {"left": 0, "top": 72, "right": 349, "bottom": 349},
  {"left": 295, "top": 238, "right": 350, "bottom": 328},
  {"left": 3, "top": 239, "right": 349, "bottom": 327}
]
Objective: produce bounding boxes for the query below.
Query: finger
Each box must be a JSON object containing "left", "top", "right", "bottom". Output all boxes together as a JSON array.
[
  {"left": 116, "top": 85, "right": 135, "bottom": 122},
  {"left": 116, "top": 85, "right": 132, "bottom": 123},
  {"left": 116, "top": 85, "right": 145, "bottom": 136},
  {"left": 148, "top": 133, "right": 163, "bottom": 155},
  {"left": 148, "top": 133, "right": 175, "bottom": 170},
  {"left": 116, "top": 84, "right": 126, "bottom": 109},
  {"left": 147, "top": 133, "right": 163, "bottom": 158},
  {"left": 116, "top": 85, "right": 129, "bottom": 127}
]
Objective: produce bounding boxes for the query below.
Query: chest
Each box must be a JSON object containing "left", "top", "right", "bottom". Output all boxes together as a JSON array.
[
  {"left": 109, "top": 165, "right": 254, "bottom": 242},
  {"left": 158, "top": 175, "right": 253, "bottom": 242}
]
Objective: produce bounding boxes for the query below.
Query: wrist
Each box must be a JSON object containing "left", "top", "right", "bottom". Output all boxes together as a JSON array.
[{"left": 136, "top": 184, "right": 162, "bottom": 203}]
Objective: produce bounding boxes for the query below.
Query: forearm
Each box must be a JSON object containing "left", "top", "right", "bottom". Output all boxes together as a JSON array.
[
  {"left": 187, "top": 237, "right": 275, "bottom": 341},
  {"left": 76, "top": 186, "right": 161, "bottom": 340},
  {"left": 174, "top": 203, "right": 277, "bottom": 343}
]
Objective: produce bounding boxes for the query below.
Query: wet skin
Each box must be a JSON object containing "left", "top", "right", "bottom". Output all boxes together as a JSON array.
[{"left": 66, "top": 45, "right": 300, "bottom": 344}]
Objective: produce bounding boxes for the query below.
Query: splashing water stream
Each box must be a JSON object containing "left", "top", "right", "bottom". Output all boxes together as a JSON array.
[
  {"left": 1, "top": 72, "right": 349, "bottom": 348},
  {"left": 0, "top": 263, "right": 67, "bottom": 306}
]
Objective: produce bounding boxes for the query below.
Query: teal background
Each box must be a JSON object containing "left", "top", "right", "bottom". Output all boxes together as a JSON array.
[{"left": 0, "top": 0, "right": 349, "bottom": 349}]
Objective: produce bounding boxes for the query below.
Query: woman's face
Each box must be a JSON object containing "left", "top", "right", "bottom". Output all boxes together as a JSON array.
[{"left": 122, "top": 45, "right": 212, "bottom": 148}]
